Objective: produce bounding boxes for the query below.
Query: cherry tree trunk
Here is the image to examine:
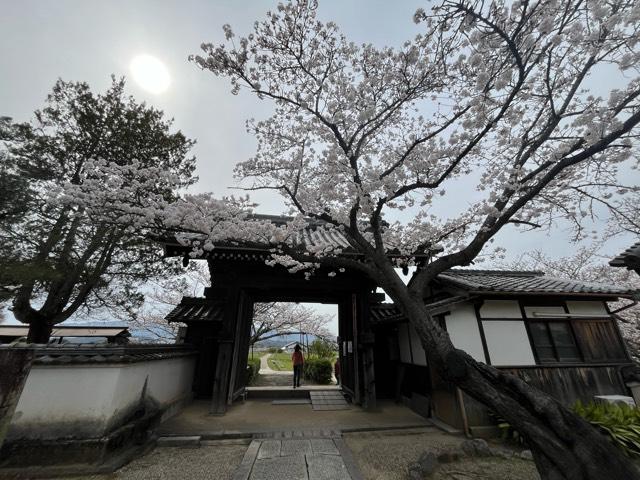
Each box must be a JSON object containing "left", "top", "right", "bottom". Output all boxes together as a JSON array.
[
  {"left": 394, "top": 288, "right": 639, "bottom": 479},
  {"left": 0, "top": 348, "right": 34, "bottom": 449},
  {"left": 26, "top": 321, "right": 53, "bottom": 344}
]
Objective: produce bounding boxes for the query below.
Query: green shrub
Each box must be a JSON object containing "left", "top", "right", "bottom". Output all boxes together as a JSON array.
[
  {"left": 308, "top": 339, "right": 336, "bottom": 359},
  {"left": 246, "top": 357, "right": 261, "bottom": 385},
  {"left": 573, "top": 400, "right": 640, "bottom": 457},
  {"left": 267, "top": 347, "right": 280, "bottom": 354},
  {"left": 304, "top": 358, "right": 333, "bottom": 384}
]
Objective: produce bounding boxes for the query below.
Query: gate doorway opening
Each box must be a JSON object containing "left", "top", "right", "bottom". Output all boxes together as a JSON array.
[
  {"left": 246, "top": 301, "right": 338, "bottom": 390},
  {"left": 223, "top": 291, "right": 363, "bottom": 414}
]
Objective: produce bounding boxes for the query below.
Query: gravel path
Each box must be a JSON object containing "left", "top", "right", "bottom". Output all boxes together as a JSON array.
[
  {"left": 62, "top": 443, "right": 247, "bottom": 480},
  {"left": 344, "top": 429, "right": 540, "bottom": 480}
]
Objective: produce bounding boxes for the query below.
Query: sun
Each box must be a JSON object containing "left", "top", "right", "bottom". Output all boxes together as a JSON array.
[{"left": 130, "top": 54, "right": 170, "bottom": 94}]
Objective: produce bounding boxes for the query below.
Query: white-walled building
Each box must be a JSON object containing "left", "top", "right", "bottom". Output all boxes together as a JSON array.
[{"left": 369, "top": 269, "right": 637, "bottom": 431}]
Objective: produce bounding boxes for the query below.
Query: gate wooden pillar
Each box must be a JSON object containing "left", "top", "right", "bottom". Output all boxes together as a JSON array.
[
  {"left": 226, "top": 291, "right": 254, "bottom": 406},
  {"left": 208, "top": 283, "right": 255, "bottom": 414},
  {"left": 361, "top": 331, "right": 377, "bottom": 409},
  {"left": 358, "top": 291, "right": 377, "bottom": 410},
  {"left": 210, "top": 339, "right": 233, "bottom": 415},
  {"left": 209, "top": 284, "right": 241, "bottom": 415}
]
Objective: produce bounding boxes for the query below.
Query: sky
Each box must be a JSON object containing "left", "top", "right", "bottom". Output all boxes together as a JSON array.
[{"left": 1, "top": 1, "right": 638, "bottom": 336}]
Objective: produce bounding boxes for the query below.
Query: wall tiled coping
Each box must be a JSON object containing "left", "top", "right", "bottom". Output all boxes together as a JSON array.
[{"left": 2, "top": 344, "right": 197, "bottom": 365}]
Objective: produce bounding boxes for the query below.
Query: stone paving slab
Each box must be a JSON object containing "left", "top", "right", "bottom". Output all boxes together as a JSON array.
[
  {"left": 250, "top": 455, "right": 308, "bottom": 480},
  {"left": 280, "top": 439, "right": 313, "bottom": 457},
  {"left": 257, "top": 440, "right": 281, "bottom": 459},
  {"left": 306, "top": 454, "right": 351, "bottom": 480},
  {"left": 310, "top": 438, "right": 339, "bottom": 455},
  {"left": 233, "top": 435, "right": 360, "bottom": 480},
  {"left": 233, "top": 440, "right": 261, "bottom": 480}
]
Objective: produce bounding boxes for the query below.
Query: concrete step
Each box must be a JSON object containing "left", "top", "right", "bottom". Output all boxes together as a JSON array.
[{"left": 246, "top": 386, "right": 339, "bottom": 399}]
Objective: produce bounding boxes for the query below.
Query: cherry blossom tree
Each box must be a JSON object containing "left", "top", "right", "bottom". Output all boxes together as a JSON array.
[
  {"left": 0, "top": 78, "right": 196, "bottom": 343},
  {"left": 250, "top": 302, "right": 333, "bottom": 346},
  {"left": 179, "top": 1, "right": 640, "bottom": 477}
]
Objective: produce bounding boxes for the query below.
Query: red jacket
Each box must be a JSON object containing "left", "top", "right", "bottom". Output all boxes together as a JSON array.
[{"left": 292, "top": 351, "right": 304, "bottom": 366}]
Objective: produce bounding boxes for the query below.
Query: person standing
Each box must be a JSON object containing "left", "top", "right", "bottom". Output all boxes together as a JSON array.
[{"left": 292, "top": 344, "right": 304, "bottom": 388}]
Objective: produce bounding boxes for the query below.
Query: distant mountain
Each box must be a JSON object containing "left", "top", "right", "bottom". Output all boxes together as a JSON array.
[{"left": 254, "top": 333, "right": 336, "bottom": 349}]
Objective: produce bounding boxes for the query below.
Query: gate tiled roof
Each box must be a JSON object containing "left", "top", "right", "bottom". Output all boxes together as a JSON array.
[
  {"left": 165, "top": 297, "right": 226, "bottom": 323},
  {"left": 610, "top": 241, "right": 640, "bottom": 272},
  {"left": 160, "top": 214, "right": 437, "bottom": 260}
]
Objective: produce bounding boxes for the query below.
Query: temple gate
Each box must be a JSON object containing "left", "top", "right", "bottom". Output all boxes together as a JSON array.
[{"left": 162, "top": 223, "right": 382, "bottom": 415}]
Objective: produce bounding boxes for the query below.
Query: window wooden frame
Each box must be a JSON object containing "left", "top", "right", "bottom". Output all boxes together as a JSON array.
[
  {"left": 527, "top": 319, "right": 582, "bottom": 364},
  {"left": 518, "top": 300, "right": 629, "bottom": 365}
]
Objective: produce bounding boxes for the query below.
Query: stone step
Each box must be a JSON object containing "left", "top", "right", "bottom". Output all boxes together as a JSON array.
[{"left": 246, "top": 386, "right": 339, "bottom": 399}]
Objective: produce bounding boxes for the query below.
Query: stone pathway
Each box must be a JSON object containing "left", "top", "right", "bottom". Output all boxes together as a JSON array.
[
  {"left": 259, "top": 353, "right": 288, "bottom": 375},
  {"left": 233, "top": 432, "right": 361, "bottom": 480},
  {"left": 253, "top": 353, "right": 295, "bottom": 387}
]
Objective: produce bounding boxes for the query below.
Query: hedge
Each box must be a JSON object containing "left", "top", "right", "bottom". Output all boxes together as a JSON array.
[
  {"left": 246, "top": 357, "right": 261, "bottom": 385},
  {"left": 304, "top": 358, "right": 333, "bottom": 384}
]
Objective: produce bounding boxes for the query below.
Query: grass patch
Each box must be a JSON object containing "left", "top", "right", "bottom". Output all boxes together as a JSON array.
[{"left": 268, "top": 351, "right": 293, "bottom": 371}]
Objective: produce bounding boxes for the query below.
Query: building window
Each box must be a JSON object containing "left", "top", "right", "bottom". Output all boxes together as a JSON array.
[{"left": 529, "top": 321, "right": 582, "bottom": 363}]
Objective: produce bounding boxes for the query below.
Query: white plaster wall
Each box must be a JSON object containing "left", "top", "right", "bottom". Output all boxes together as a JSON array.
[
  {"left": 109, "top": 358, "right": 194, "bottom": 426},
  {"left": 145, "top": 357, "right": 195, "bottom": 405},
  {"left": 445, "top": 304, "right": 486, "bottom": 363},
  {"left": 409, "top": 324, "right": 428, "bottom": 366},
  {"left": 9, "top": 356, "right": 196, "bottom": 441},
  {"left": 566, "top": 301, "right": 609, "bottom": 316},
  {"left": 482, "top": 320, "right": 536, "bottom": 366},
  {"left": 9, "top": 365, "right": 121, "bottom": 439},
  {"left": 479, "top": 300, "right": 522, "bottom": 319}
]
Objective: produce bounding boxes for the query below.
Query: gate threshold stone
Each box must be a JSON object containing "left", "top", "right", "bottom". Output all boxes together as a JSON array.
[
  {"left": 271, "top": 399, "right": 311, "bottom": 405},
  {"left": 156, "top": 435, "right": 201, "bottom": 447}
]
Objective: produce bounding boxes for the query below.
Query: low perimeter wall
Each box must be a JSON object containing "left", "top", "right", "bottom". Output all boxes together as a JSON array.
[{"left": 0, "top": 344, "right": 197, "bottom": 472}]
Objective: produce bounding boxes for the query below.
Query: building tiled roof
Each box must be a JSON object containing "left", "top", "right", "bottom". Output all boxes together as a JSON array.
[
  {"left": 369, "top": 295, "right": 472, "bottom": 324},
  {"left": 610, "top": 241, "right": 640, "bottom": 272},
  {"left": 369, "top": 304, "right": 405, "bottom": 324},
  {"left": 438, "top": 269, "right": 635, "bottom": 297},
  {"left": 370, "top": 270, "right": 635, "bottom": 324},
  {"left": 165, "top": 297, "right": 226, "bottom": 323}
]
